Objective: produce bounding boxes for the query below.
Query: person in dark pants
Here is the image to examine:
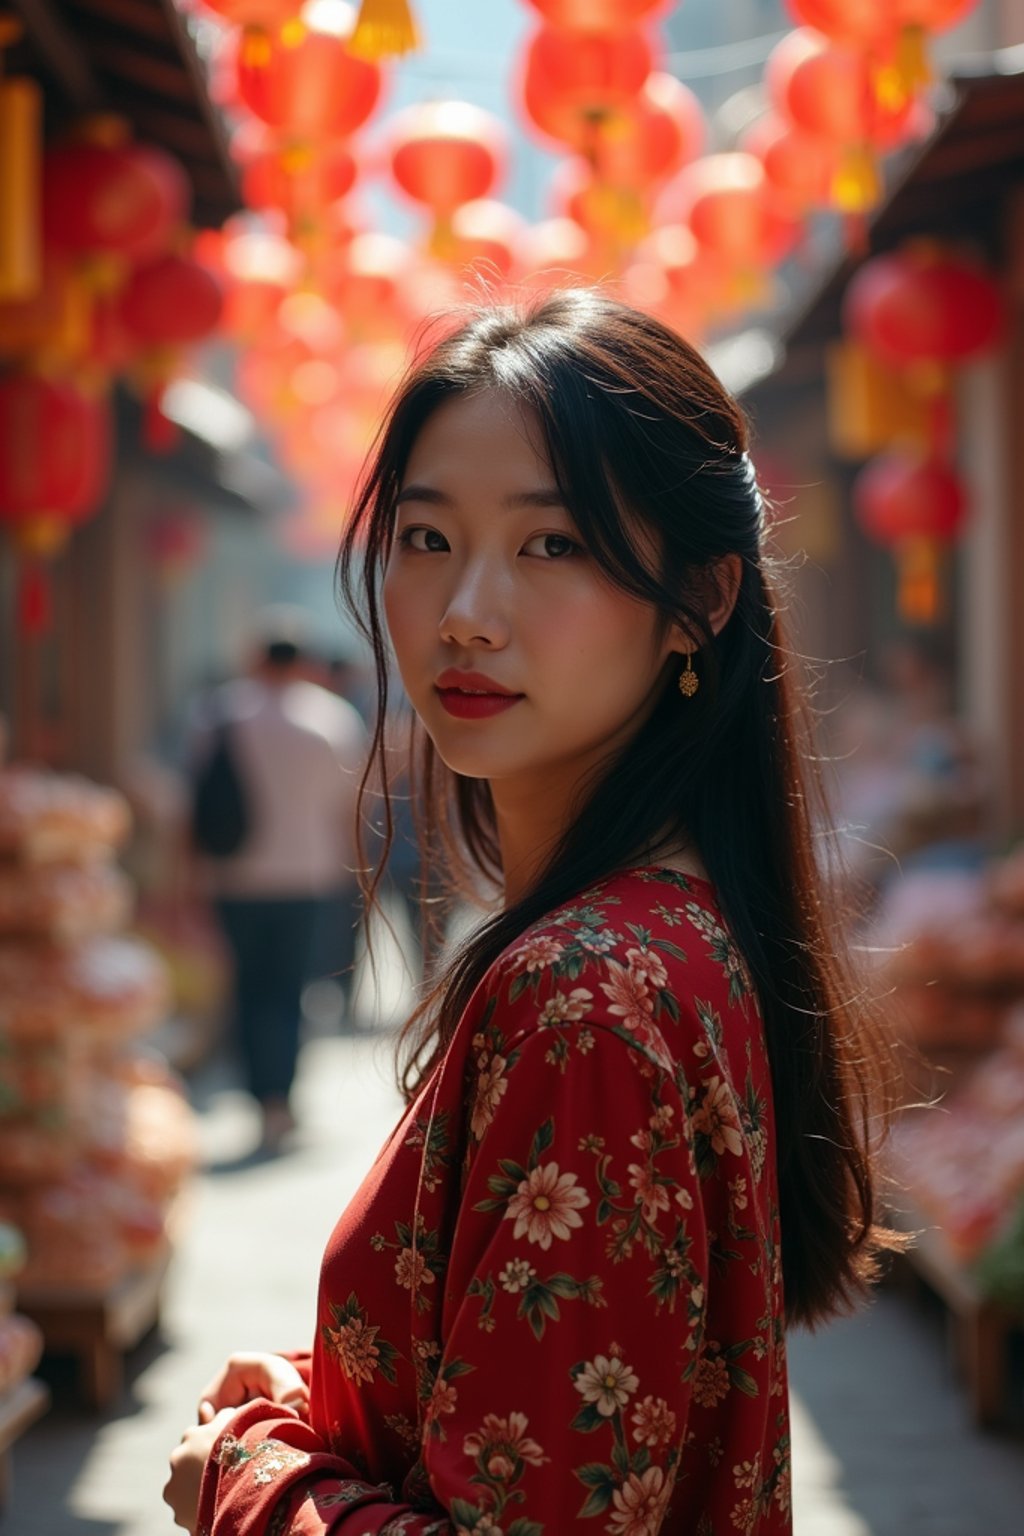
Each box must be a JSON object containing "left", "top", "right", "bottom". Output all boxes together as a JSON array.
[
  {"left": 215, "top": 896, "right": 320, "bottom": 1110},
  {"left": 187, "top": 610, "right": 368, "bottom": 1150}
]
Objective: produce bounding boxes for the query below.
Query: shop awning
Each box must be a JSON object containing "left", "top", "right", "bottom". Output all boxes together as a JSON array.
[{"left": 7, "top": 0, "right": 239, "bottom": 226}]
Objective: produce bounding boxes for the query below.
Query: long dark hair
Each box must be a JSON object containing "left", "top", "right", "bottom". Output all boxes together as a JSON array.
[{"left": 338, "top": 288, "right": 901, "bottom": 1330}]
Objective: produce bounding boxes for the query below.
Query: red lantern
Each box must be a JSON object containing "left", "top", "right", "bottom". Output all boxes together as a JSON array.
[
  {"left": 239, "top": 136, "right": 357, "bottom": 221},
  {"left": 524, "top": 0, "right": 670, "bottom": 27},
  {"left": 118, "top": 253, "right": 224, "bottom": 349},
  {"left": 854, "top": 451, "right": 966, "bottom": 545},
  {"left": 672, "top": 153, "right": 800, "bottom": 271},
  {"left": 741, "top": 112, "right": 840, "bottom": 214},
  {"left": 0, "top": 373, "right": 111, "bottom": 535},
  {"left": 521, "top": 24, "right": 656, "bottom": 153},
  {"left": 43, "top": 134, "right": 189, "bottom": 266},
  {"left": 767, "top": 28, "right": 916, "bottom": 210},
  {"left": 231, "top": 2, "right": 383, "bottom": 141},
  {"left": 200, "top": 0, "right": 300, "bottom": 30},
  {"left": 592, "top": 72, "right": 706, "bottom": 189},
  {"left": 787, "top": 0, "right": 980, "bottom": 86},
  {"left": 388, "top": 101, "right": 507, "bottom": 244},
  {"left": 785, "top": 0, "right": 891, "bottom": 44},
  {"left": 843, "top": 249, "right": 1005, "bottom": 370},
  {"left": 853, "top": 449, "right": 967, "bottom": 623}
]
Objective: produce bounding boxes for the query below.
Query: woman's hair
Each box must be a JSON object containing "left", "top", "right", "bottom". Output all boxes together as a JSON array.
[{"left": 338, "top": 287, "right": 902, "bottom": 1330}]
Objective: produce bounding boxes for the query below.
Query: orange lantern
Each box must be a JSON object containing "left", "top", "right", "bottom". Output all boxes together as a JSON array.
[
  {"left": 232, "top": 1, "right": 383, "bottom": 142},
  {"left": 786, "top": 0, "right": 890, "bottom": 43},
  {"left": 199, "top": 0, "right": 302, "bottom": 57},
  {"left": 670, "top": 154, "right": 799, "bottom": 294},
  {"left": 788, "top": 0, "right": 980, "bottom": 94},
  {"left": 767, "top": 28, "right": 916, "bottom": 211},
  {"left": 592, "top": 71, "right": 705, "bottom": 190},
  {"left": 741, "top": 112, "right": 840, "bottom": 215},
  {"left": 521, "top": 24, "right": 656, "bottom": 155},
  {"left": 387, "top": 101, "right": 507, "bottom": 254},
  {"left": 42, "top": 128, "right": 188, "bottom": 270},
  {"left": 236, "top": 123, "right": 357, "bottom": 228},
  {"left": 525, "top": 0, "right": 670, "bottom": 26}
]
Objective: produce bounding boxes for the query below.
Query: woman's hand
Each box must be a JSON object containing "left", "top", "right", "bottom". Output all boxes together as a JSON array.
[
  {"left": 195, "top": 1350, "right": 309, "bottom": 1423},
  {"left": 163, "top": 1406, "right": 235, "bottom": 1532}
]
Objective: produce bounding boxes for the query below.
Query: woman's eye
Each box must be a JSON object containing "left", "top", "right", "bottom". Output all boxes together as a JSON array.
[
  {"left": 522, "top": 532, "right": 581, "bottom": 559},
  {"left": 398, "top": 526, "right": 449, "bottom": 553}
]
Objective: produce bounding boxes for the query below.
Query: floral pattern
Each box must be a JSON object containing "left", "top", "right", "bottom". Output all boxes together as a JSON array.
[{"left": 198, "top": 868, "right": 791, "bottom": 1536}]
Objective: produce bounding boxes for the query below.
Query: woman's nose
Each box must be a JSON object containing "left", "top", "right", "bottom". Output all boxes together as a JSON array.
[{"left": 438, "top": 558, "right": 510, "bottom": 649}]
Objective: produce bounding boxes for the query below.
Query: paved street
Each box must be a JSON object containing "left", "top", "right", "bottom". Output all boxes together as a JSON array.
[{"left": 6, "top": 922, "right": 1024, "bottom": 1536}]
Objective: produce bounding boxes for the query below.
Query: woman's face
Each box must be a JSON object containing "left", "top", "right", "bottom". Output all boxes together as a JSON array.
[{"left": 382, "top": 388, "right": 685, "bottom": 794}]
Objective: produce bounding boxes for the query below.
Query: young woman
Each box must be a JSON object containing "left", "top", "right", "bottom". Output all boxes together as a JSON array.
[{"left": 165, "top": 291, "right": 899, "bottom": 1536}]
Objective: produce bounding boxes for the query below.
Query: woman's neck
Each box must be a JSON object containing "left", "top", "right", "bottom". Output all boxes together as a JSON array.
[{"left": 495, "top": 800, "right": 708, "bottom": 908}]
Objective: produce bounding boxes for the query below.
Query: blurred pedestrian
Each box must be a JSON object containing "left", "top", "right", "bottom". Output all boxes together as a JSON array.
[
  {"left": 167, "top": 293, "right": 904, "bottom": 1536},
  {"left": 187, "top": 607, "right": 367, "bottom": 1149}
]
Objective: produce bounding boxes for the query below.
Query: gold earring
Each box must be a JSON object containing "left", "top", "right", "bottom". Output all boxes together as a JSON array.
[{"left": 678, "top": 651, "right": 699, "bottom": 697}]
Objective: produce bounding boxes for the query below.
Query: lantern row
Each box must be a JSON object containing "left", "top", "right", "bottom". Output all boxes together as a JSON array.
[{"left": 182, "top": 0, "right": 983, "bottom": 559}]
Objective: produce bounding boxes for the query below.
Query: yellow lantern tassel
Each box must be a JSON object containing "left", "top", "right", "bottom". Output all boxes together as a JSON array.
[
  {"left": 241, "top": 25, "right": 274, "bottom": 69},
  {"left": 349, "top": 0, "right": 421, "bottom": 60},
  {"left": 0, "top": 75, "right": 42, "bottom": 303},
  {"left": 831, "top": 145, "right": 881, "bottom": 216},
  {"left": 428, "top": 213, "right": 457, "bottom": 262},
  {"left": 896, "top": 537, "right": 943, "bottom": 628},
  {"left": 897, "top": 24, "right": 932, "bottom": 94}
]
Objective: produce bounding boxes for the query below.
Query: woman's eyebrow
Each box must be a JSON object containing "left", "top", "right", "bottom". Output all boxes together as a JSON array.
[{"left": 395, "top": 484, "right": 566, "bottom": 510}]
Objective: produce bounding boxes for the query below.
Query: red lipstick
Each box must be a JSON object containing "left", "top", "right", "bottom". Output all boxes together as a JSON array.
[{"left": 434, "top": 669, "right": 524, "bottom": 719}]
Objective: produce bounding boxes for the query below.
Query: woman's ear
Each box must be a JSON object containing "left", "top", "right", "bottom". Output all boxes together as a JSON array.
[
  {"left": 706, "top": 552, "right": 743, "bottom": 637},
  {"left": 666, "top": 553, "right": 744, "bottom": 656}
]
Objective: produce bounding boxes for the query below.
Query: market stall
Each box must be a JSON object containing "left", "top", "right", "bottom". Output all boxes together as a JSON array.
[
  {"left": 875, "top": 844, "right": 1024, "bottom": 1425},
  {"left": 0, "top": 764, "right": 198, "bottom": 1408}
]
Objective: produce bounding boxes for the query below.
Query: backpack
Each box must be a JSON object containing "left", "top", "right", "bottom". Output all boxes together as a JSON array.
[{"left": 190, "top": 718, "right": 251, "bottom": 858}]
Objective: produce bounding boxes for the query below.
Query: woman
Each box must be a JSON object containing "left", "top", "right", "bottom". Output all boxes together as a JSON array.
[{"left": 165, "top": 291, "right": 899, "bottom": 1535}]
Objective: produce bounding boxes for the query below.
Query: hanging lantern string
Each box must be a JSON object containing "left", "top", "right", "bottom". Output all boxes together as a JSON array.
[{"left": 350, "top": 0, "right": 421, "bottom": 62}]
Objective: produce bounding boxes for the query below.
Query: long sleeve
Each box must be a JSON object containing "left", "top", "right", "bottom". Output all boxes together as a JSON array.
[{"left": 198, "top": 1019, "right": 710, "bottom": 1536}]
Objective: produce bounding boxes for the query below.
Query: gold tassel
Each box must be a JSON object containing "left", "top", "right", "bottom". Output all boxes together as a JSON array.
[
  {"left": 0, "top": 18, "right": 41, "bottom": 303},
  {"left": 831, "top": 145, "right": 881, "bottom": 216},
  {"left": 349, "top": 0, "right": 421, "bottom": 60},
  {"left": 896, "top": 537, "right": 942, "bottom": 628}
]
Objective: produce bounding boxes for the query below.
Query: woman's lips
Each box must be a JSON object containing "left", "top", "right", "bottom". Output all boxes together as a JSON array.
[{"left": 435, "top": 688, "right": 524, "bottom": 719}]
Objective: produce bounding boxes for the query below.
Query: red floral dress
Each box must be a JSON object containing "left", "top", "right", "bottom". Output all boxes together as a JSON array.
[{"left": 198, "top": 867, "right": 792, "bottom": 1536}]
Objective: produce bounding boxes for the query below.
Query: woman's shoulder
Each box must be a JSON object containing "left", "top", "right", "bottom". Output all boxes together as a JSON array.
[{"left": 474, "top": 865, "right": 759, "bottom": 1076}]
